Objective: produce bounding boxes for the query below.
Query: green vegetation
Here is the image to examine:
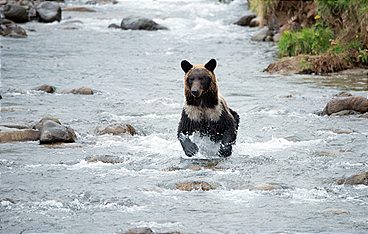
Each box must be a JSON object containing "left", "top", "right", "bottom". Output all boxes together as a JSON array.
[
  {"left": 276, "top": 0, "right": 368, "bottom": 70},
  {"left": 278, "top": 26, "right": 334, "bottom": 57}
]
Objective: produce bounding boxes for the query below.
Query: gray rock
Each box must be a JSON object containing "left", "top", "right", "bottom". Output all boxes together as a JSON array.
[
  {"left": 124, "top": 228, "right": 154, "bottom": 234},
  {"left": 60, "top": 87, "right": 94, "bottom": 95},
  {"left": 121, "top": 16, "right": 167, "bottom": 31},
  {"left": 35, "top": 84, "right": 56, "bottom": 93},
  {"left": 39, "top": 120, "right": 76, "bottom": 144},
  {"left": 33, "top": 116, "right": 62, "bottom": 131},
  {"left": 234, "top": 14, "right": 256, "bottom": 26},
  {"left": 108, "top": 23, "right": 121, "bottom": 29},
  {"left": 36, "top": 1, "right": 62, "bottom": 23},
  {"left": 3, "top": 4, "right": 28, "bottom": 23},
  {"left": 249, "top": 17, "right": 260, "bottom": 27},
  {"left": 0, "top": 19, "right": 27, "bottom": 38},
  {"left": 251, "top": 27, "right": 273, "bottom": 42},
  {"left": 85, "top": 0, "right": 117, "bottom": 5}
]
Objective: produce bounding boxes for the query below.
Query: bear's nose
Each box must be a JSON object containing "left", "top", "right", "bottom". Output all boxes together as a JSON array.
[{"left": 191, "top": 89, "right": 200, "bottom": 97}]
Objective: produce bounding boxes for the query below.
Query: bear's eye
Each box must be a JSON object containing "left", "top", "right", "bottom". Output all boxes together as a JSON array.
[{"left": 189, "top": 77, "right": 195, "bottom": 82}]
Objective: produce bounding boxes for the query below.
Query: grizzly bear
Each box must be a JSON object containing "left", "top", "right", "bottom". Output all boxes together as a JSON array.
[{"left": 177, "top": 59, "right": 239, "bottom": 157}]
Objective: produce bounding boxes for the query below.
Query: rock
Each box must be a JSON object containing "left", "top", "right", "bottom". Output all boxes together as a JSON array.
[
  {"left": 86, "top": 155, "right": 125, "bottom": 164},
  {"left": 3, "top": 4, "right": 28, "bottom": 23},
  {"left": 251, "top": 27, "right": 273, "bottom": 42},
  {"left": 60, "top": 87, "right": 94, "bottom": 95},
  {"left": 35, "top": 84, "right": 56, "bottom": 93},
  {"left": 120, "top": 16, "right": 168, "bottom": 31},
  {"left": 33, "top": 116, "right": 62, "bottom": 130},
  {"left": 337, "top": 172, "right": 368, "bottom": 186},
  {"left": 0, "top": 129, "right": 40, "bottom": 143},
  {"left": 249, "top": 17, "right": 260, "bottom": 27},
  {"left": 322, "top": 96, "right": 368, "bottom": 116},
  {"left": 234, "top": 14, "right": 256, "bottom": 26},
  {"left": 63, "top": 6, "right": 96, "bottom": 12},
  {"left": 0, "top": 19, "right": 27, "bottom": 38},
  {"left": 0, "top": 0, "right": 8, "bottom": 5},
  {"left": 36, "top": 1, "right": 62, "bottom": 23},
  {"left": 85, "top": 0, "right": 117, "bottom": 5},
  {"left": 124, "top": 227, "right": 154, "bottom": 234},
  {"left": 175, "top": 181, "right": 215, "bottom": 191},
  {"left": 96, "top": 123, "right": 136, "bottom": 136},
  {"left": 39, "top": 120, "right": 76, "bottom": 144},
  {"left": 334, "top": 91, "right": 352, "bottom": 97},
  {"left": 253, "top": 183, "right": 288, "bottom": 191},
  {"left": 108, "top": 23, "right": 121, "bottom": 29},
  {"left": 322, "top": 208, "right": 350, "bottom": 215},
  {"left": 273, "top": 32, "right": 281, "bottom": 42}
]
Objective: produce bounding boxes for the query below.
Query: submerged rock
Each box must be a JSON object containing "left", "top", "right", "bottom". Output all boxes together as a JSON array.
[
  {"left": 60, "top": 87, "right": 94, "bottom": 95},
  {"left": 96, "top": 123, "right": 136, "bottom": 136},
  {"left": 0, "top": 19, "right": 27, "bottom": 38},
  {"left": 120, "top": 16, "right": 167, "bottom": 31},
  {"left": 175, "top": 181, "right": 215, "bottom": 191},
  {"left": 124, "top": 227, "right": 154, "bottom": 234},
  {"left": 322, "top": 96, "right": 368, "bottom": 116},
  {"left": 36, "top": 1, "right": 62, "bottom": 23},
  {"left": 35, "top": 84, "right": 56, "bottom": 93},
  {"left": 63, "top": 6, "right": 96, "bottom": 12},
  {"left": 337, "top": 172, "right": 368, "bottom": 186},
  {"left": 108, "top": 23, "right": 121, "bottom": 29},
  {"left": 85, "top": 0, "right": 117, "bottom": 5},
  {"left": 86, "top": 155, "right": 125, "bottom": 164},
  {"left": 0, "top": 129, "right": 40, "bottom": 143}
]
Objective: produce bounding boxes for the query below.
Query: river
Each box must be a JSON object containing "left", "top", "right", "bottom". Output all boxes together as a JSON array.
[{"left": 1, "top": 0, "right": 368, "bottom": 233}]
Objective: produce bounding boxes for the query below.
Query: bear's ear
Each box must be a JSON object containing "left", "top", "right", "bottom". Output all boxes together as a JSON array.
[
  {"left": 204, "top": 58, "right": 217, "bottom": 72},
  {"left": 181, "top": 60, "right": 193, "bottom": 73}
]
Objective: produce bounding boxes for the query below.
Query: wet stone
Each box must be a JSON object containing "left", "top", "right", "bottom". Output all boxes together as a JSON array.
[
  {"left": 124, "top": 227, "right": 154, "bottom": 234},
  {"left": 86, "top": 155, "right": 125, "bottom": 164},
  {"left": 39, "top": 120, "right": 76, "bottom": 144},
  {"left": 337, "top": 172, "right": 368, "bottom": 186},
  {"left": 35, "top": 84, "right": 56, "bottom": 93},
  {"left": 96, "top": 123, "right": 136, "bottom": 136},
  {"left": 175, "top": 181, "right": 215, "bottom": 191},
  {"left": 0, "top": 129, "right": 40, "bottom": 143}
]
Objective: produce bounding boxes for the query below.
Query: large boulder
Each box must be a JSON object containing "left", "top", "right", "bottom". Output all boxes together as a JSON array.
[
  {"left": 322, "top": 96, "right": 368, "bottom": 116},
  {"left": 3, "top": 4, "right": 28, "bottom": 23},
  {"left": 36, "top": 1, "right": 62, "bottom": 23},
  {"left": 0, "top": 19, "right": 27, "bottom": 38},
  {"left": 337, "top": 172, "right": 368, "bottom": 186},
  {"left": 39, "top": 120, "right": 76, "bottom": 144},
  {"left": 120, "top": 16, "right": 167, "bottom": 31}
]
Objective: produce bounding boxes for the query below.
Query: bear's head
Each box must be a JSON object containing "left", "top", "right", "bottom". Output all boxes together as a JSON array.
[{"left": 181, "top": 59, "right": 219, "bottom": 107}]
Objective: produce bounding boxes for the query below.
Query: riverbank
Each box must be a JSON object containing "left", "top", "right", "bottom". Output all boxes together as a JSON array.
[{"left": 246, "top": 0, "right": 368, "bottom": 75}]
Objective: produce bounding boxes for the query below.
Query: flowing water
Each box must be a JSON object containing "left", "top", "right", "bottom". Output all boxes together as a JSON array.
[{"left": 1, "top": 0, "right": 368, "bottom": 233}]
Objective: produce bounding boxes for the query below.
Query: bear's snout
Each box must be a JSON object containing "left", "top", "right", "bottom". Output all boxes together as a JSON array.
[{"left": 191, "top": 88, "right": 200, "bottom": 97}]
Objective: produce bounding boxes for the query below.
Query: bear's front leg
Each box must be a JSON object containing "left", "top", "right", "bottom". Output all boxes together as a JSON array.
[
  {"left": 218, "top": 143, "right": 232, "bottom": 157},
  {"left": 178, "top": 133, "right": 199, "bottom": 157}
]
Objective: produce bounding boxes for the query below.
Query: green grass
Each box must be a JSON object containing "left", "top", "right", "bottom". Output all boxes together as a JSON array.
[{"left": 278, "top": 26, "right": 334, "bottom": 57}]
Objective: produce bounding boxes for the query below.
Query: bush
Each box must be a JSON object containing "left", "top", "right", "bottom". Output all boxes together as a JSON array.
[{"left": 278, "top": 26, "right": 334, "bottom": 57}]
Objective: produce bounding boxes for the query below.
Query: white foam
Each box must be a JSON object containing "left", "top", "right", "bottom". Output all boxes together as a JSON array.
[{"left": 236, "top": 137, "right": 323, "bottom": 156}]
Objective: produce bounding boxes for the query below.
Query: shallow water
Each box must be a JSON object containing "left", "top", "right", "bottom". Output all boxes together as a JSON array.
[{"left": 1, "top": 0, "right": 368, "bottom": 233}]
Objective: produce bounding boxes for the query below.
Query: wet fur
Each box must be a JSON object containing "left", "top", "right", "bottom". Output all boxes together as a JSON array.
[{"left": 177, "top": 59, "right": 239, "bottom": 157}]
